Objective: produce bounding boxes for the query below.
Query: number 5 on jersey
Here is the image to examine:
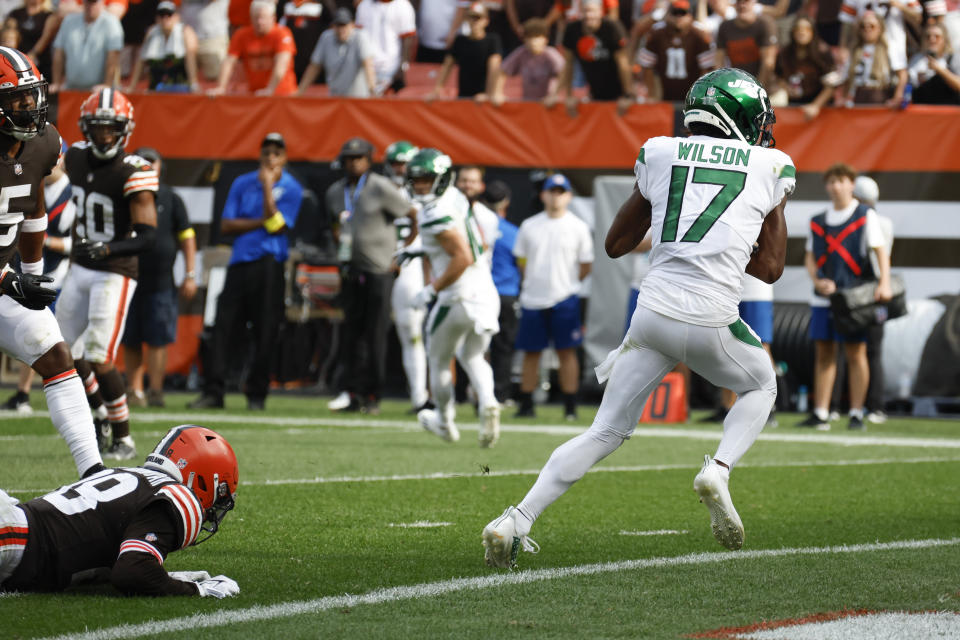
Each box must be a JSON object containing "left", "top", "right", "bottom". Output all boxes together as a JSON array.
[{"left": 662, "top": 166, "right": 747, "bottom": 243}]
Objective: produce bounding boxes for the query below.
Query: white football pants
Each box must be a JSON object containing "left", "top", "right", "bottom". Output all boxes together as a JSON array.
[
  {"left": 392, "top": 260, "right": 428, "bottom": 408},
  {"left": 425, "top": 299, "right": 499, "bottom": 426},
  {"left": 56, "top": 264, "right": 136, "bottom": 364},
  {"left": 516, "top": 305, "right": 776, "bottom": 529}
]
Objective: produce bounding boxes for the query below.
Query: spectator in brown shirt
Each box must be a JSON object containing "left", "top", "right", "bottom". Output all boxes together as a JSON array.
[
  {"left": 716, "top": 0, "right": 778, "bottom": 87},
  {"left": 775, "top": 15, "right": 841, "bottom": 118},
  {"left": 637, "top": 0, "right": 714, "bottom": 101}
]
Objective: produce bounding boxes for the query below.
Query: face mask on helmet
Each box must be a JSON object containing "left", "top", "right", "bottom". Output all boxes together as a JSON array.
[
  {"left": 143, "top": 425, "right": 239, "bottom": 545},
  {"left": 80, "top": 116, "right": 131, "bottom": 160},
  {"left": 0, "top": 81, "right": 47, "bottom": 141},
  {"left": 405, "top": 149, "right": 453, "bottom": 205}
]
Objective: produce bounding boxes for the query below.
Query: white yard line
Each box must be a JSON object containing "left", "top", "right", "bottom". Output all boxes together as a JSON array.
[
  {"left": 8, "top": 456, "right": 960, "bottom": 494},
  {"left": 39, "top": 537, "right": 960, "bottom": 640},
  {"left": 619, "top": 529, "right": 689, "bottom": 536},
  {"left": 4, "top": 410, "right": 960, "bottom": 450}
]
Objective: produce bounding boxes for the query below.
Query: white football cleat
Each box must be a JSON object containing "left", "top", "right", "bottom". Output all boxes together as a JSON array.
[
  {"left": 479, "top": 404, "right": 500, "bottom": 448},
  {"left": 418, "top": 408, "right": 460, "bottom": 442},
  {"left": 482, "top": 506, "right": 539, "bottom": 569},
  {"left": 327, "top": 391, "right": 351, "bottom": 411},
  {"left": 693, "top": 454, "right": 744, "bottom": 550}
]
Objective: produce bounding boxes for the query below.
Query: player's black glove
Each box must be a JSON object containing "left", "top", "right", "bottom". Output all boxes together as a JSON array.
[
  {"left": 0, "top": 271, "right": 57, "bottom": 310},
  {"left": 74, "top": 240, "right": 110, "bottom": 261}
]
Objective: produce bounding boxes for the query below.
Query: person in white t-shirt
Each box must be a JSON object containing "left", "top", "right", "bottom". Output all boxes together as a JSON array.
[
  {"left": 354, "top": 0, "right": 417, "bottom": 94},
  {"left": 482, "top": 69, "right": 793, "bottom": 567},
  {"left": 800, "top": 163, "right": 891, "bottom": 431},
  {"left": 455, "top": 165, "right": 500, "bottom": 269},
  {"left": 512, "top": 173, "right": 593, "bottom": 421}
]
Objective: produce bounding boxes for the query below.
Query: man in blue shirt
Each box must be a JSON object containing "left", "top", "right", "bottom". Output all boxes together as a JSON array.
[
  {"left": 189, "top": 133, "right": 303, "bottom": 410},
  {"left": 484, "top": 181, "right": 521, "bottom": 405}
]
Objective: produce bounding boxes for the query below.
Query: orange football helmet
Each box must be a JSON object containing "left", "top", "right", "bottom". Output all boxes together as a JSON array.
[
  {"left": 78, "top": 87, "right": 135, "bottom": 160},
  {"left": 144, "top": 425, "right": 239, "bottom": 544},
  {"left": 0, "top": 46, "right": 47, "bottom": 141}
]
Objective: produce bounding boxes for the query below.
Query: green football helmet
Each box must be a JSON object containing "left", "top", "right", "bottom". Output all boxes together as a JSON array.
[
  {"left": 683, "top": 68, "right": 777, "bottom": 148},
  {"left": 384, "top": 140, "right": 419, "bottom": 185},
  {"left": 405, "top": 148, "right": 454, "bottom": 204}
]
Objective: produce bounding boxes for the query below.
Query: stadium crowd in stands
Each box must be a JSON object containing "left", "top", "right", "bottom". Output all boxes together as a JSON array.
[{"left": 4, "top": 0, "right": 955, "bottom": 105}]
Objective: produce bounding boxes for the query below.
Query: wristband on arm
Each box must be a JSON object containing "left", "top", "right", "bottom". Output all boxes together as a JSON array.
[{"left": 263, "top": 211, "right": 286, "bottom": 234}]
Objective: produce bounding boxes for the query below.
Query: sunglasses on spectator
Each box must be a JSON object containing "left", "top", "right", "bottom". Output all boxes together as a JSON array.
[
  {"left": 860, "top": 22, "right": 880, "bottom": 30},
  {"left": 670, "top": 8, "right": 689, "bottom": 15},
  {"left": 466, "top": 13, "right": 485, "bottom": 20}
]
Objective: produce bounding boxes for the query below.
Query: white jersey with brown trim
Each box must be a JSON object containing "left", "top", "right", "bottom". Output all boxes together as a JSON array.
[{"left": 64, "top": 143, "right": 158, "bottom": 279}]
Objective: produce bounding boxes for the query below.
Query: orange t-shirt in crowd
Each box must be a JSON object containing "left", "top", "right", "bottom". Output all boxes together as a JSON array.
[
  {"left": 229, "top": 0, "right": 252, "bottom": 28},
  {"left": 228, "top": 24, "right": 298, "bottom": 95}
]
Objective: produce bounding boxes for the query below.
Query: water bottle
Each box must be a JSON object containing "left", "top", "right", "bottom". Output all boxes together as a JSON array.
[
  {"left": 900, "top": 83, "right": 912, "bottom": 110},
  {"left": 796, "top": 385, "right": 809, "bottom": 414}
]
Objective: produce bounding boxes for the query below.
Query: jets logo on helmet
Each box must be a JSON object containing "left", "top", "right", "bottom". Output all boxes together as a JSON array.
[
  {"left": 384, "top": 140, "right": 419, "bottom": 186},
  {"left": 0, "top": 46, "right": 48, "bottom": 141},
  {"left": 143, "top": 425, "right": 239, "bottom": 544},
  {"left": 683, "top": 68, "right": 777, "bottom": 148},
  {"left": 79, "top": 88, "right": 135, "bottom": 160},
  {"left": 405, "top": 148, "right": 454, "bottom": 205}
]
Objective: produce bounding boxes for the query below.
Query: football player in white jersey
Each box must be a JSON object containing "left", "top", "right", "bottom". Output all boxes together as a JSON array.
[
  {"left": 384, "top": 140, "right": 431, "bottom": 412},
  {"left": 404, "top": 149, "right": 502, "bottom": 448},
  {"left": 483, "top": 68, "right": 795, "bottom": 567}
]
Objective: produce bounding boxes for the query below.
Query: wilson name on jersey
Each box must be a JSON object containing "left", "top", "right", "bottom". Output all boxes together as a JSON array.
[
  {"left": 64, "top": 143, "right": 158, "bottom": 279},
  {"left": 0, "top": 124, "right": 62, "bottom": 271},
  {"left": 418, "top": 187, "right": 496, "bottom": 304},
  {"left": 634, "top": 135, "right": 795, "bottom": 326},
  {"left": 6, "top": 467, "right": 202, "bottom": 591}
]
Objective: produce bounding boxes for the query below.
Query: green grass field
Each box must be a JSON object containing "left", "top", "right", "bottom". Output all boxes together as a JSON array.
[{"left": 2, "top": 394, "right": 960, "bottom": 639}]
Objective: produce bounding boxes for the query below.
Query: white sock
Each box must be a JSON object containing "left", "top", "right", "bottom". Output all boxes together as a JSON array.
[
  {"left": 814, "top": 407, "right": 829, "bottom": 421},
  {"left": 517, "top": 424, "right": 625, "bottom": 527},
  {"left": 44, "top": 369, "right": 102, "bottom": 477},
  {"left": 849, "top": 407, "right": 864, "bottom": 419},
  {"left": 428, "top": 353, "right": 455, "bottom": 425},
  {"left": 714, "top": 388, "right": 776, "bottom": 469}
]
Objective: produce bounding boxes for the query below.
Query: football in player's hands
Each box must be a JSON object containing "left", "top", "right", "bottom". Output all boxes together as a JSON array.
[
  {"left": 0, "top": 271, "right": 56, "bottom": 310},
  {"left": 74, "top": 240, "right": 110, "bottom": 261},
  {"left": 169, "top": 570, "right": 212, "bottom": 583},
  {"left": 196, "top": 575, "right": 240, "bottom": 598}
]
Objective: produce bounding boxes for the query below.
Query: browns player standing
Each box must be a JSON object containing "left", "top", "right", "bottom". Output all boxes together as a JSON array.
[
  {"left": 0, "top": 425, "right": 241, "bottom": 597},
  {"left": 0, "top": 46, "right": 106, "bottom": 479},
  {"left": 56, "top": 88, "right": 158, "bottom": 462}
]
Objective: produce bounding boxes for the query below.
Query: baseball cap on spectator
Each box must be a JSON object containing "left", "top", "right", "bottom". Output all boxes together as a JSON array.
[
  {"left": 542, "top": 173, "right": 571, "bottom": 192},
  {"left": 332, "top": 7, "right": 353, "bottom": 24},
  {"left": 670, "top": 0, "right": 691, "bottom": 11},
  {"left": 339, "top": 136, "right": 374, "bottom": 158},
  {"left": 483, "top": 180, "right": 511, "bottom": 205},
  {"left": 261, "top": 132, "right": 286, "bottom": 149},
  {"left": 156, "top": 0, "right": 177, "bottom": 14},
  {"left": 581, "top": 0, "right": 603, "bottom": 8},
  {"left": 853, "top": 176, "right": 879, "bottom": 205}
]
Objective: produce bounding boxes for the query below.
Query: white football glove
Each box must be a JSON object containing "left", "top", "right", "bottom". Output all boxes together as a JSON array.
[
  {"left": 409, "top": 284, "right": 437, "bottom": 309},
  {"left": 195, "top": 575, "right": 240, "bottom": 599},
  {"left": 169, "top": 570, "right": 212, "bottom": 583}
]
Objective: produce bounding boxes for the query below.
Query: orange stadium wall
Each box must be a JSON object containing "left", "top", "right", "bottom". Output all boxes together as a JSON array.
[{"left": 56, "top": 92, "right": 960, "bottom": 170}]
